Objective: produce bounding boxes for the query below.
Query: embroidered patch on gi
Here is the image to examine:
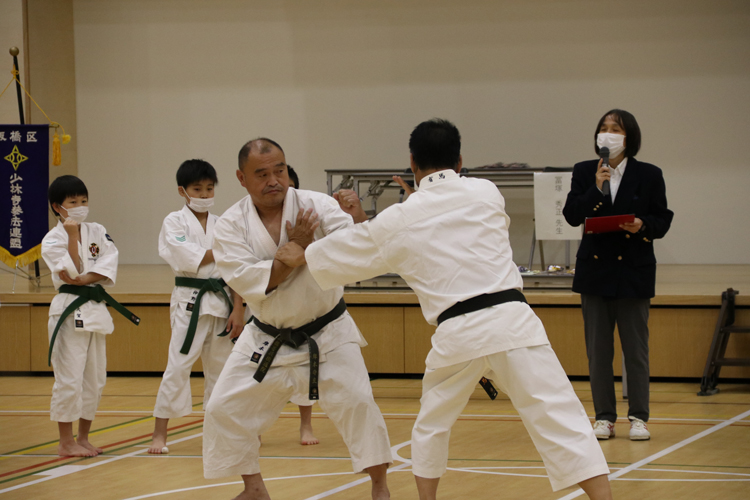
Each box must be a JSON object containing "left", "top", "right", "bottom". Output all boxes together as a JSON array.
[
  {"left": 89, "top": 243, "right": 100, "bottom": 258},
  {"left": 250, "top": 352, "right": 262, "bottom": 363},
  {"left": 175, "top": 235, "right": 186, "bottom": 242},
  {"left": 186, "top": 302, "right": 194, "bottom": 312},
  {"left": 75, "top": 319, "right": 84, "bottom": 328},
  {"left": 105, "top": 234, "right": 114, "bottom": 242}
]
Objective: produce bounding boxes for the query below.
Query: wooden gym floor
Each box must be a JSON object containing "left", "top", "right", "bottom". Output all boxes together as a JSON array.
[{"left": 0, "top": 376, "right": 749, "bottom": 500}]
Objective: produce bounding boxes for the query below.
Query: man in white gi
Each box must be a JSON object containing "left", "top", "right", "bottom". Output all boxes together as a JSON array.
[
  {"left": 202, "top": 138, "right": 392, "bottom": 500},
  {"left": 277, "top": 120, "right": 613, "bottom": 499},
  {"left": 43, "top": 175, "right": 139, "bottom": 457},
  {"left": 148, "top": 159, "right": 245, "bottom": 454}
]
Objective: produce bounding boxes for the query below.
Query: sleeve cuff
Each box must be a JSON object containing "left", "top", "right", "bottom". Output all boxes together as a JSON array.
[
  {"left": 190, "top": 252, "right": 207, "bottom": 274},
  {"left": 306, "top": 242, "right": 343, "bottom": 291},
  {"left": 224, "top": 259, "right": 275, "bottom": 302},
  {"left": 59, "top": 253, "right": 80, "bottom": 278}
]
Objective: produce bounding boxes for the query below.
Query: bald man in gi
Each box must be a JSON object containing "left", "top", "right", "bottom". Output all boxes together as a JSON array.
[
  {"left": 202, "top": 138, "right": 392, "bottom": 500},
  {"left": 277, "top": 120, "right": 613, "bottom": 500}
]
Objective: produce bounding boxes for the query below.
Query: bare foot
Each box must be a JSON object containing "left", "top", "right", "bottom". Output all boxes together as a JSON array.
[
  {"left": 58, "top": 441, "right": 97, "bottom": 457},
  {"left": 300, "top": 425, "right": 319, "bottom": 445},
  {"left": 234, "top": 473, "right": 271, "bottom": 500},
  {"left": 148, "top": 417, "right": 169, "bottom": 454},
  {"left": 147, "top": 435, "right": 168, "bottom": 454},
  {"left": 76, "top": 438, "right": 103, "bottom": 455}
]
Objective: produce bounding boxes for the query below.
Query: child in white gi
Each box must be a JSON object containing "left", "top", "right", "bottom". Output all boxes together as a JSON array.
[
  {"left": 42, "top": 175, "right": 124, "bottom": 457},
  {"left": 148, "top": 159, "right": 245, "bottom": 454}
]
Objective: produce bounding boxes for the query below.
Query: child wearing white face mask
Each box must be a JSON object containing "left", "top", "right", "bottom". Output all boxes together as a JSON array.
[
  {"left": 148, "top": 159, "right": 246, "bottom": 454},
  {"left": 42, "top": 175, "right": 131, "bottom": 457}
]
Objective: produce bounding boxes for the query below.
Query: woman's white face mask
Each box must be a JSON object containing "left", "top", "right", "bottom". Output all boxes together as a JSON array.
[
  {"left": 62, "top": 206, "right": 89, "bottom": 223},
  {"left": 597, "top": 133, "right": 626, "bottom": 159}
]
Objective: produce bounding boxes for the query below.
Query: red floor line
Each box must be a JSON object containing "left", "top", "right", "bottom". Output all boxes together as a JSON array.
[
  {"left": 0, "top": 414, "right": 166, "bottom": 418},
  {"left": 0, "top": 456, "right": 70, "bottom": 479},
  {"left": 0, "top": 418, "right": 204, "bottom": 479}
]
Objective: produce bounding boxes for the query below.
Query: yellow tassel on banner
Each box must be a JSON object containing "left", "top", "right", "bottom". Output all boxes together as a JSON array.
[
  {"left": 0, "top": 244, "right": 42, "bottom": 269},
  {"left": 0, "top": 63, "right": 71, "bottom": 166},
  {"left": 53, "top": 129, "right": 61, "bottom": 166}
]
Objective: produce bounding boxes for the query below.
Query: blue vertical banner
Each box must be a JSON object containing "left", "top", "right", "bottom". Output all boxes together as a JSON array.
[{"left": 0, "top": 124, "right": 49, "bottom": 267}]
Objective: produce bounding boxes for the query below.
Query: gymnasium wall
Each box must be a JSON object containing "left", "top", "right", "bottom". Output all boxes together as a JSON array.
[
  {"left": 0, "top": 1, "right": 24, "bottom": 123},
  {"left": 70, "top": 0, "right": 750, "bottom": 265},
  {"left": 26, "top": 0, "right": 79, "bottom": 184}
]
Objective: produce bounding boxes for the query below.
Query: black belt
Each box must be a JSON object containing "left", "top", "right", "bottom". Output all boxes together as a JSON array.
[
  {"left": 438, "top": 289, "right": 527, "bottom": 401},
  {"left": 252, "top": 298, "right": 347, "bottom": 400},
  {"left": 50, "top": 284, "right": 141, "bottom": 366},
  {"left": 479, "top": 377, "right": 498, "bottom": 400},
  {"left": 174, "top": 277, "right": 233, "bottom": 354},
  {"left": 437, "top": 289, "right": 527, "bottom": 326}
]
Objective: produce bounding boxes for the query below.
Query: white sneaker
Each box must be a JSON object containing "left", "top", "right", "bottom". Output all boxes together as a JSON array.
[
  {"left": 629, "top": 416, "right": 651, "bottom": 441},
  {"left": 593, "top": 420, "right": 615, "bottom": 440}
]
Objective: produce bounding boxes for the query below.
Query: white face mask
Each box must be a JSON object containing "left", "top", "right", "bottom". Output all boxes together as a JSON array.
[
  {"left": 597, "top": 133, "right": 626, "bottom": 159},
  {"left": 62, "top": 206, "right": 89, "bottom": 223},
  {"left": 182, "top": 191, "right": 214, "bottom": 213}
]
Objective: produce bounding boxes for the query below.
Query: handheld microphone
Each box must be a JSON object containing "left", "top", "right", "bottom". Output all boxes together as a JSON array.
[{"left": 599, "top": 146, "right": 611, "bottom": 197}]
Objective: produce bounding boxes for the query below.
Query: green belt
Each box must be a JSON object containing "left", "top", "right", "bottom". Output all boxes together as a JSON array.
[
  {"left": 49, "top": 284, "right": 141, "bottom": 366},
  {"left": 174, "top": 277, "right": 233, "bottom": 354}
]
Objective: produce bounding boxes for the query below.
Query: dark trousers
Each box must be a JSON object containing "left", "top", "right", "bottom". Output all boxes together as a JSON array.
[{"left": 581, "top": 294, "right": 650, "bottom": 422}]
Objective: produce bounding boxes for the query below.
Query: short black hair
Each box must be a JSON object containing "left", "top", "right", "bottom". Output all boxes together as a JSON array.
[
  {"left": 287, "top": 165, "right": 299, "bottom": 189},
  {"left": 595, "top": 109, "right": 641, "bottom": 158},
  {"left": 238, "top": 137, "right": 285, "bottom": 170},
  {"left": 409, "top": 119, "right": 461, "bottom": 171},
  {"left": 176, "top": 159, "right": 218, "bottom": 188},
  {"left": 49, "top": 175, "right": 88, "bottom": 216}
]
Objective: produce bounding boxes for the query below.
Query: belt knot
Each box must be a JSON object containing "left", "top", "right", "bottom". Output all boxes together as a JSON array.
[
  {"left": 278, "top": 328, "right": 293, "bottom": 342},
  {"left": 89, "top": 284, "right": 107, "bottom": 302},
  {"left": 205, "top": 278, "right": 225, "bottom": 292}
]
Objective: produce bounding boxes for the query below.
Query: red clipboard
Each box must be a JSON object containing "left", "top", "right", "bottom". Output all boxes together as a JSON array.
[{"left": 584, "top": 214, "right": 635, "bottom": 234}]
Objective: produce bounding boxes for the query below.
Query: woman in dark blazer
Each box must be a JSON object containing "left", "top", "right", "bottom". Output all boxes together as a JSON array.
[{"left": 563, "top": 109, "right": 673, "bottom": 441}]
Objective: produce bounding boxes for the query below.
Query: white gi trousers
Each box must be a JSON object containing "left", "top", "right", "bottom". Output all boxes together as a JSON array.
[
  {"left": 48, "top": 316, "right": 107, "bottom": 423},
  {"left": 289, "top": 393, "right": 315, "bottom": 407},
  {"left": 412, "top": 344, "right": 610, "bottom": 492},
  {"left": 203, "top": 342, "right": 393, "bottom": 478},
  {"left": 154, "top": 314, "right": 233, "bottom": 418}
]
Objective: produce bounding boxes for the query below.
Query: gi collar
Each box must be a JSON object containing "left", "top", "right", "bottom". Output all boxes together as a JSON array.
[{"left": 418, "top": 168, "right": 459, "bottom": 190}]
